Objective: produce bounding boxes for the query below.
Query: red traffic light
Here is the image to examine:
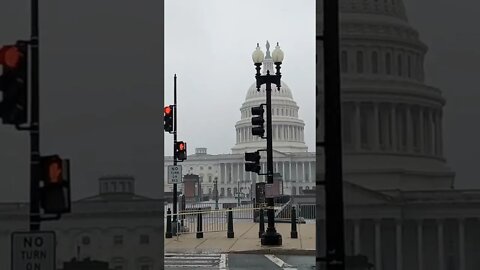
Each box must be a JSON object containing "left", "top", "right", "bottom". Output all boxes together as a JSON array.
[
  {"left": 178, "top": 142, "right": 185, "bottom": 151},
  {"left": 0, "top": 46, "right": 22, "bottom": 68},
  {"left": 48, "top": 160, "right": 62, "bottom": 184},
  {"left": 164, "top": 106, "right": 173, "bottom": 115},
  {"left": 41, "top": 155, "right": 63, "bottom": 184}
]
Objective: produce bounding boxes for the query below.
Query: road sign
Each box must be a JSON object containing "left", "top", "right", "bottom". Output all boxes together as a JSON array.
[
  {"left": 168, "top": 165, "right": 183, "bottom": 184},
  {"left": 11, "top": 231, "right": 56, "bottom": 270},
  {"left": 265, "top": 183, "right": 279, "bottom": 198}
]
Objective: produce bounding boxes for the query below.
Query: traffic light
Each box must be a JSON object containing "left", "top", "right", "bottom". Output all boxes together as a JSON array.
[
  {"left": 175, "top": 141, "right": 187, "bottom": 161},
  {"left": 164, "top": 105, "right": 174, "bottom": 132},
  {"left": 39, "top": 155, "right": 71, "bottom": 214},
  {"left": 0, "top": 41, "right": 28, "bottom": 125},
  {"left": 251, "top": 105, "right": 265, "bottom": 137},
  {"left": 245, "top": 151, "right": 261, "bottom": 174}
]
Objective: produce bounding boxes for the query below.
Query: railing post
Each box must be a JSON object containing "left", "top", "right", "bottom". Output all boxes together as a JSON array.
[
  {"left": 196, "top": 212, "right": 203, "bottom": 238},
  {"left": 259, "top": 207, "right": 265, "bottom": 238},
  {"left": 291, "top": 206, "right": 298, "bottom": 239},
  {"left": 227, "top": 208, "right": 234, "bottom": 238},
  {"left": 166, "top": 208, "right": 172, "bottom": 238}
]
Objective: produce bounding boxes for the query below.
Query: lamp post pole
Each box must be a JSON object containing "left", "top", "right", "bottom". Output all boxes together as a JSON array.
[
  {"left": 214, "top": 178, "right": 219, "bottom": 210},
  {"left": 252, "top": 42, "right": 284, "bottom": 246}
]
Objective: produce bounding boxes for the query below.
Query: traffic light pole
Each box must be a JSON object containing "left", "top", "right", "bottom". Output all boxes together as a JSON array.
[
  {"left": 254, "top": 64, "right": 282, "bottom": 246},
  {"left": 323, "top": 0, "right": 346, "bottom": 268},
  {"left": 263, "top": 77, "right": 280, "bottom": 245},
  {"left": 29, "top": 0, "right": 41, "bottom": 232},
  {"left": 172, "top": 74, "right": 178, "bottom": 234}
]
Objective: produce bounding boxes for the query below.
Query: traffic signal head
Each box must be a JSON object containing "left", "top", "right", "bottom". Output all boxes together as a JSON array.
[
  {"left": 245, "top": 151, "right": 261, "bottom": 174},
  {"left": 0, "top": 41, "right": 28, "bottom": 125},
  {"left": 251, "top": 105, "right": 265, "bottom": 137},
  {"left": 164, "top": 105, "right": 174, "bottom": 132},
  {"left": 41, "top": 155, "right": 63, "bottom": 185},
  {"left": 175, "top": 141, "right": 187, "bottom": 161},
  {"left": 39, "top": 156, "right": 71, "bottom": 214}
]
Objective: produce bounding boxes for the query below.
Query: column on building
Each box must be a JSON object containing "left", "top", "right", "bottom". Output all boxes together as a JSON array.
[
  {"left": 354, "top": 219, "right": 361, "bottom": 255},
  {"left": 308, "top": 161, "right": 312, "bottom": 183},
  {"left": 220, "top": 163, "right": 225, "bottom": 184},
  {"left": 438, "top": 110, "right": 444, "bottom": 156},
  {"left": 459, "top": 219, "right": 465, "bottom": 270},
  {"left": 373, "top": 103, "right": 380, "bottom": 150},
  {"left": 289, "top": 161, "right": 292, "bottom": 182},
  {"left": 435, "top": 110, "right": 442, "bottom": 157},
  {"left": 302, "top": 162, "right": 306, "bottom": 183},
  {"left": 396, "top": 220, "right": 403, "bottom": 270},
  {"left": 230, "top": 163, "right": 233, "bottom": 184},
  {"left": 406, "top": 105, "right": 413, "bottom": 152},
  {"left": 354, "top": 102, "right": 361, "bottom": 151},
  {"left": 437, "top": 219, "right": 444, "bottom": 270},
  {"left": 375, "top": 219, "right": 382, "bottom": 270},
  {"left": 426, "top": 109, "right": 433, "bottom": 155},
  {"left": 390, "top": 104, "right": 397, "bottom": 151},
  {"left": 417, "top": 220, "right": 423, "bottom": 270},
  {"left": 419, "top": 107, "right": 424, "bottom": 154}
]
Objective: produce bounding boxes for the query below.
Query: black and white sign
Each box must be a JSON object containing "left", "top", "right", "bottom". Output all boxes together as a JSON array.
[
  {"left": 11, "top": 231, "right": 56, "bottom": 270},
  {"left": 168, "top": 165, "right": 183, "bottom": 184}
]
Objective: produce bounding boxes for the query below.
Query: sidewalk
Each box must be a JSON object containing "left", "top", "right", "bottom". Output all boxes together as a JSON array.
[{"left": 165, "top": 222, "right": 315, "bottom": 255}]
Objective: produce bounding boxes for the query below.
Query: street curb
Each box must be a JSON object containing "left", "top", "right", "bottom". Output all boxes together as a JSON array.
[{"left": 228, "top": 249, "right": 315, "bottom": 256}]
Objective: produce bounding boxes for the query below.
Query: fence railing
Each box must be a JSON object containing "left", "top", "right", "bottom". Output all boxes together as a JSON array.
[
  {"left": 167, "top": 206, "right": 273, "bottom": 236},
  {"left": 165, "top": 205, "right": 305, "bottom": 239},
  {"left": 165, "top": 202, "right": 297, "bottom": 220}
]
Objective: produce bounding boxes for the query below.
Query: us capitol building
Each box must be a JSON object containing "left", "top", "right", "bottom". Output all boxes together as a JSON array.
[
  {"left": 314, "top": 1, "right": 480, "bottom": 270},
  {"left": 165, "top": 1, "right": 480, "bottom": 270},
  {"left": 164, "top": 41, "right": 316, "bottom": 199}
]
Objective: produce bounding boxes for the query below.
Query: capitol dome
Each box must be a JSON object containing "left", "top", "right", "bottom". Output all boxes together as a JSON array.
[
  {"left": 315, "top": 0, "right": 455, "bottom": 191},
  {"left": 231, "top": 41, "right": 309, "bottom": 154},
  {"left": 245, "top": 80, "right": 294, "bottom": 100}
]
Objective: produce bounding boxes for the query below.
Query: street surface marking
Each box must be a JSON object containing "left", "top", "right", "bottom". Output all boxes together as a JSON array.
[
  {"left": 165, "top": 253, "right": 227, "bottom": 269},
  {"left": 219, "top": 253, "right": 227, "bottom": 269},
  {"left": 264, "top": 254, "right": 297, "bottom": 269}
]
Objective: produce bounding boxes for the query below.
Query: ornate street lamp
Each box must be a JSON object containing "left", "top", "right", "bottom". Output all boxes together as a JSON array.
[{"left": 251, "top": 41, "right": 284, "bottom": 246}]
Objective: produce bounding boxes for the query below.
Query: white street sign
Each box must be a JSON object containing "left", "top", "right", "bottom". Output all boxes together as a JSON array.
[
  {"left": 168, "top": 165, "right": 183, "bottom": 184},
  {"left": 11, "top": 231, "right": 56, "bottom": 270}
]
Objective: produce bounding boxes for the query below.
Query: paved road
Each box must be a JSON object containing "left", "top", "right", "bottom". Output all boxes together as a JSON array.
[{"left": 164, "top": 253, "right": 315, "bottom": 270}]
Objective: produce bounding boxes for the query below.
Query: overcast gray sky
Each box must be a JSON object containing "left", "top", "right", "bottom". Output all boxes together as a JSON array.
[
  {"left": 0, "top": 0, "right": 479, "bottom": 202},
  {"left": 164, "top": 0, "right": 316, "bottom": 156}
]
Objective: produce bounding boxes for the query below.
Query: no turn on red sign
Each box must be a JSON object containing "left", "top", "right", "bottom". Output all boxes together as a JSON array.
[{"left": 11, "top": 231, "right": 56, "bottom": 270}]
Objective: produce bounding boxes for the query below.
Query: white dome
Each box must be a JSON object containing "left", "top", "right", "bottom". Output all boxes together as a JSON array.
[{"left": 245, "top": 80, "right": 294, "bottom": 101}]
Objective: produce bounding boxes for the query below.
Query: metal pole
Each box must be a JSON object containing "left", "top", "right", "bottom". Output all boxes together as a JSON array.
[
  {"left": 266, "top": 81, "right": 274, "bottom": 231},
  {"left": 30, "top": 0, "right": 40, "bottom": 232},
  {"left": 214, "top": 179, "right": 219, "bottom": 210},
  {"left": 173, "top": 74, "right": 178, "bottom": 233},
  {"left": 237, "top": 181, "right": 240, "bottom": 206},
  {"left": 324, "top": 0, "right": 346, "bottom": 268},
  {"left": 261, "top": 78, "right": 281, "bottom": 245}
]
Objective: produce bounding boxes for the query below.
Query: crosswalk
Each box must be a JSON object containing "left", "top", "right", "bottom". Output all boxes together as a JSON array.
[{"left": 165, "top": 253, "right": 227, "bottom": 269}]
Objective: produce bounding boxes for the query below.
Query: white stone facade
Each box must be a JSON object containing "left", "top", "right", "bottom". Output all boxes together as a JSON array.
[{"left": 0, "top": 176, "right": 163, "bottom": 270}]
